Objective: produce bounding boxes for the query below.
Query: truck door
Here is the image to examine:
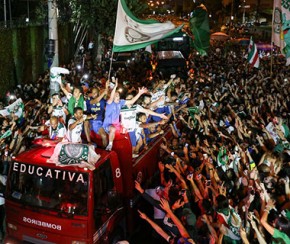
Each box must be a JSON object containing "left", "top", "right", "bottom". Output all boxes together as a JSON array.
[{"left": 92, "top": 158, "right": 123, "bottom": 243}]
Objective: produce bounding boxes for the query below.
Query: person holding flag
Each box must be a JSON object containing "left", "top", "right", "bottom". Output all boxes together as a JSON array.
[{"left": 248, "top": 37, "right": 260, "bottom": 68}]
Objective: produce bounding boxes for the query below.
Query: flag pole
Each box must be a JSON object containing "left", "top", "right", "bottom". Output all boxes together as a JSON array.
[
  {"left": 270, "top": 41, "right": 273, "bottom": 77},
  {"left": 270, "top": 0, "right": 274, "bottom": 77},
  {"left": 108, "top": 50, "right": 114, "bottom": 79}
]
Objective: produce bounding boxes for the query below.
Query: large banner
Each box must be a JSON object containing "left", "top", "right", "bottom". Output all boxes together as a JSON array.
[
  {"left": 0, "top": 98, "right": 24, "bottom": 118},
  {"left": 113, "top": 0, "right": 182, "bottom": 52},
  {"left": 273, "top": 0, "right": 290, "bottom": 65}
]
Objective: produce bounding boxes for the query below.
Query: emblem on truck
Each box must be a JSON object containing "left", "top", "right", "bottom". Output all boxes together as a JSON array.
[{"left": 36, "top": 233, "right": 48, "bottom": 239}]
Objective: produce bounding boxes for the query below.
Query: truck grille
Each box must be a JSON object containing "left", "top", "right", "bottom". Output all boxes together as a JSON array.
[{"left": 23, "top": 235, "right": 56, "bottom": 244}]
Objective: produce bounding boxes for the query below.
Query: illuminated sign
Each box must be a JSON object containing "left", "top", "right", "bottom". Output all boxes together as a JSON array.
[{"left": 13, "top": 162, "right": 85, "bottom": 183}]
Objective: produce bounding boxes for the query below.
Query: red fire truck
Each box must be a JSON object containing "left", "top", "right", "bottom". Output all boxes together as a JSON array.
[{"left": 4, "top": 127, "right": 174, "bottom": 243}]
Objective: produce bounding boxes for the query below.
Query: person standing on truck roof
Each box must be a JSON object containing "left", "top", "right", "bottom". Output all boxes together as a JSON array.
[
  {"left": 60, "top": 84, "right": 87, "bottom": 117},
  {"left": 66, "top": 107, "right": 96, "bottom": 143},
  {"left": 100, "top": 77, "right": 148, "bottom": 151},
  {"left": 149, "top": 75, "right": 178, "bottom": 122},
  {"left": 84, "top": 82, "right": 109, "bottom": 146},
  {"left": 59, "top": 83, "right": 92, "bottom": 143}
]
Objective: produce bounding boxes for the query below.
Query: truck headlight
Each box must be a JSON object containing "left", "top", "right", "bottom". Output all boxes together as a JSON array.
[{"left": 7, "top": 223, "right": 17, "bottom": 230}]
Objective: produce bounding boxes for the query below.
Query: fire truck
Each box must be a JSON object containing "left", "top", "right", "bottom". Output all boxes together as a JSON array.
[{"left": 4, "top": 127, "right": 174, "bottom": 244}]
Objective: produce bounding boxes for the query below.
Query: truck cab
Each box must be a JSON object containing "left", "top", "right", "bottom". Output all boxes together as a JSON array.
[{"left": 5, "top": 126, "right": 174, "bottom": 243}]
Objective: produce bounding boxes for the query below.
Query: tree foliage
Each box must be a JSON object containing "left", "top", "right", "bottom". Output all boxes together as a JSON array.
[{"left": 54, "top": 0, "right": 148, "bottom": 35}]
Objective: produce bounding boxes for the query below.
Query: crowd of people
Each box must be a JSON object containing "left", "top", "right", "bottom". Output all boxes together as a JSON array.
[
  {"left": 132, "top": 43, "right": 290, "bottom": 244},
  {"left": 0, "top": 38, "right": 289, "bottom": 243}
]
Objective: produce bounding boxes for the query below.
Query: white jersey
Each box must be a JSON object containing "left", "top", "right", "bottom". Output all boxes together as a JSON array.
[
  {"left": 66, "top": 118, "right": 83, "bottom": 143},
  {"left": 151, "top": 90, "right": 166, "bottom": 108},
  {"left": 51, "top": 106, "right": 66, "bottom": 121},
  {"left": 135, "top": 121, "right": 144, "bottom": 141},
  {"left": 45, "top": 120, "right": 67, "bottom": 139},
  {"left": 266, "top": 122, "right": 282, "bottom": 144}
]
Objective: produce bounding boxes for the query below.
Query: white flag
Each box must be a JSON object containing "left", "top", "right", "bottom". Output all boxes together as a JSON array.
[
  {"left": 113, "top": 0, "right": 182, "bottom": 52},
  {"left": 145, "top": 45, "right": 152, "bottom": 53},
  {"left": 0, "top": 98, "right": 24, "bottom": 117}
]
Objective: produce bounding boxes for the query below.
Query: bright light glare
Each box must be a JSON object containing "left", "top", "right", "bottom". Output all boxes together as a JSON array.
[{"left": 173, "top": 37, "right": 183, "bottom": 42}]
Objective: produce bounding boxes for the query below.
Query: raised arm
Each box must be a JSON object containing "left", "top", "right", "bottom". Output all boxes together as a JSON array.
[
  {"left": 160, "top": 198, "right": 193, "bottom": 240},
  {"left": 138, "top": 210, "right": 171, "bottom": 242},
  {"left": 90, "top": 80, "right": 109, "bottom": 104},
  {"left": 107, "top": 78, "right": 118, "bottom": 104},
  {"left": 125, "top": 87, "right": 148, "bottom": 107},
  {"left": 138, "top": 106, "right": 168, "bottom": 120},
  {"left": 60, "top": 82, "right": 70, "bottom": 97},
  {"left": 260, "top": 199, "right": 275, "bottom": 236}
]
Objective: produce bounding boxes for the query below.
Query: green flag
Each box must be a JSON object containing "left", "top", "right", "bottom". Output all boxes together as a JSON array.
[
  {"left": 189, "top": 4, "right": 210, "bottom": 56},
  {"left": 113, "top": 0, "right": 183, "bottom": 52}
]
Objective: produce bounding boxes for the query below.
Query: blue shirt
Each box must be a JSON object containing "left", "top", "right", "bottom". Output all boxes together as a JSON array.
[
  {"left": 86, "top": 98, "right": 106, "bottom": 121},
  {"left": 103, "top": 99, "right": 126, "bottom": 128}
]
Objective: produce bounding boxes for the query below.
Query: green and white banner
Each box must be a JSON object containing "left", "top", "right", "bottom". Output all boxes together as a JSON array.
[
  {"left": 49, "top": 142, "right": 100, "bottom": 170},
  {"left": 272, "top": 0, "right": 290, "bottom": 65},
  {"left": 0, "top": 98, "right": 24, "bottom": 118},
  {"left": 113, "top": 0, "right": 182, "bottom": 52}
]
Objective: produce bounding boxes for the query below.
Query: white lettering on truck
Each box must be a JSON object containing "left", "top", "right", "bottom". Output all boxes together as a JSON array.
[
  {"left": 23, "top": 217, "right": 61, "bottom": 230},
  {"left": 13, "top": 162, "right": 85, "bottom": 183}
]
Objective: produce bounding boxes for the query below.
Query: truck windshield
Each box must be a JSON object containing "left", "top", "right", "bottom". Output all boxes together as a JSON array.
[{"left": 7, "top": 161, "right": 89, "bottom": 216}]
